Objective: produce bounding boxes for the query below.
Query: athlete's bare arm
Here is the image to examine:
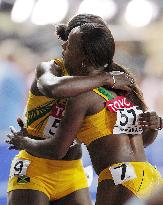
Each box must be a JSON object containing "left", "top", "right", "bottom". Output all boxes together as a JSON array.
[
  {"left": 36, "top": 60, "right": 133, "bottom": 98},
  {"left": 7, "top": 92, "right": 159, "bottom": 155},
  {"left": 7, "top": 92, "right": 90, "bottom": 159}
]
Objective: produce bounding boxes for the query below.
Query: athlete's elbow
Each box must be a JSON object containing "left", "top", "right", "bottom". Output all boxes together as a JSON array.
[
  {"left": 143, "top": 137, "right": 156, "bottom": 147},
  {"left": 36, "top": 81, "right": 51, "bottom": 97},
  {"left": 37, "top": 76, "right": 65, "bottom": 97},
  {"left": 36, "top": 62, "right": 47, "bottom": 79}
]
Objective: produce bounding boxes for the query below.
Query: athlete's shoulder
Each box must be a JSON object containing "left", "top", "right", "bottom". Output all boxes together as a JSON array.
[
  {"left": 93, "top": 87, "right": 117, "bottom": 100},
  {"left": 30, "top": 78, "right": 43, "bottom": 96},
  {"left": 68, "top": 91, "right": 100, "bottom": 113},
  {"left": 36, "top": 59, "right": 63, "bottom": 78}
]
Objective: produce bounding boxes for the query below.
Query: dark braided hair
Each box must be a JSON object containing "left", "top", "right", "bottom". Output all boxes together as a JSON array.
[
  {"left": 77, "top": 23, "right": 147, "bottom": 111},
  {"left": 79, "top": 23, "right": 115, "bottom": 68},
  {"left": 56, "top": 14, "right": 107, "bottom": 41}
]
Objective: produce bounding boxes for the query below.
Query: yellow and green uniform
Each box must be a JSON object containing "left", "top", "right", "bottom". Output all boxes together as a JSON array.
[
  {"left": 77, "top": 87, "right": 116, "bottom": 145},
  {"left": 77, "top": 87, "right": 163, "bottom": 198},
  {"left": 26, "top": 58, "right": 67, "bottom": 138},
  {"left": 8, "top": 58, "right": 88, "bottom": 200}
]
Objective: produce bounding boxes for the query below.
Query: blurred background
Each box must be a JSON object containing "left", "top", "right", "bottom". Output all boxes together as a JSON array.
[{"left": 0, "top": 0, "right": 163, "bottom": 204}]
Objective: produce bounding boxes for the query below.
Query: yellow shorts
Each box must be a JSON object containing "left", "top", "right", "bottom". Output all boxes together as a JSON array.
[
  {"left": 98, "top": 161, "right": 163, "bottom": 199},
  {"left": 8, "top": 151, "right": 88, "bottom": 200}
]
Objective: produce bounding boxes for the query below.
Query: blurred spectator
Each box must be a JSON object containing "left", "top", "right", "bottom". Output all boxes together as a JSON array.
[
  {"left": 0, "top": 52, "right": 27, "bottom": 205},
  {"left": 0, "top": 55, "right": 26, "bottom": 132}
]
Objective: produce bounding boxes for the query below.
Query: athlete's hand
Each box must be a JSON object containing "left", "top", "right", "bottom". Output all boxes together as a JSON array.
[
  {"left": 17, "top": 117, "right": 28, "bottom": 136},
  {"left": 109, "top": 71, "right": 135, "bottom": 92},
  {"left": 138, "top": 112, "right": 162, "bottom": 130},
  {"left": 5, "top": 117, "right": 27, "bottom": 150},
  {"left": 6, "top": 126, "right": 26, "bottom": 150}
]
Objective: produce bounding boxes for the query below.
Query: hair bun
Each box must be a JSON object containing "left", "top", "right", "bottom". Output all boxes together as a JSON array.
[{"left": 56, "top": 24, "right": 68, "bottom": 41}]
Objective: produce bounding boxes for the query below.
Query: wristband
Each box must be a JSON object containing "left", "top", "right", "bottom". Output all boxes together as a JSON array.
[
  {"left": 111, "top": 75, "right": 116, "bottom": 88},
  {"left": 109, "top": 71, "right": 124, "bottom": 89}
]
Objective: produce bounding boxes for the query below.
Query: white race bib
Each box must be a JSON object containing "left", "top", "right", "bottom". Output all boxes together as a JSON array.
[
  {"left": 43, "top": 104, "right": 64, "bottom": 138},
  {"left": 113, "top": 106, "right": 143, "bottom": 134},
  {"left": 109, "top": 163, "right": 137, "bottom": 185},
  {"left": 9, "top": 158, "right": 30, "bottom": 179},
  {"left": 43, "top": 116, "right": 61, "bottom": 137}
]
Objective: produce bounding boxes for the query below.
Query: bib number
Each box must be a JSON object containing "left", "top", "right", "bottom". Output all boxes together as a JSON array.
[
  {"left": 9, "top": 158, "right": 30, "bottom": 179},
  {"left": 109, "top": 163, "right": 137, "bottom": 185},
  {"left": 113, "top": 106, "right": 143, "bottom": 134},
  {"left": 43, "top": 104, "right": 64, "bottom": 138},
  {"left": 43, "top": 116, "right": 61, "bottom": 137}
]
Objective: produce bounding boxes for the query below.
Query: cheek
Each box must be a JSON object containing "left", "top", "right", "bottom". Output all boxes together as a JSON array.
[
  {"left": 63, "top": 53, "right": 73, "bottom": 70},
  {"left": 63, "top": 50, "right": 70, "bottom": 61},
  {"left": 64, "top": 50, "right": 83, "bottom": 71},
  {"left": 65, "top": 52, "right": 76, "bottom": 64}
]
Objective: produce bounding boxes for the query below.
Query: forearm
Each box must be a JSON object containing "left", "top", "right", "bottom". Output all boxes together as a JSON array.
[
  {"left": 37, "top": 72, "right": 113, "bottom": 98},
  {"left": 21, "top": 137, "right": 60, "bottom": 159},
  {"left": 142, "top": 129, "right": 158, "bottom": 147}
]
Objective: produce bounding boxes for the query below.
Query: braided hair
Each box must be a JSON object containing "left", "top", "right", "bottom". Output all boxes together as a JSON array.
[
  {"left": 79, "top": 23, "right": 115, "bottom": 69},
  {"left": 56, "top": 14, "right": 107, "bottom": 41},
  {"left": 77, "top": 23, "right": 147, "bottom": 111}
]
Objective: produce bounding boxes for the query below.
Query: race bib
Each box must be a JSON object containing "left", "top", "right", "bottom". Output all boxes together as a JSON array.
[
  {"left": 9, "top": 158, "right": 30, "bottom": 179},
  {"left": 109, "top": 163, "right": 137, "bottom": 185},
  {"left": 113, "top": 106, "right": 143, "bottom": 134},
  {"left": 106, "top": 96, "right": 143, "bottom": 135},
  {"left": 43, "top": 104, "right": 65, "bottom": 137}
]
